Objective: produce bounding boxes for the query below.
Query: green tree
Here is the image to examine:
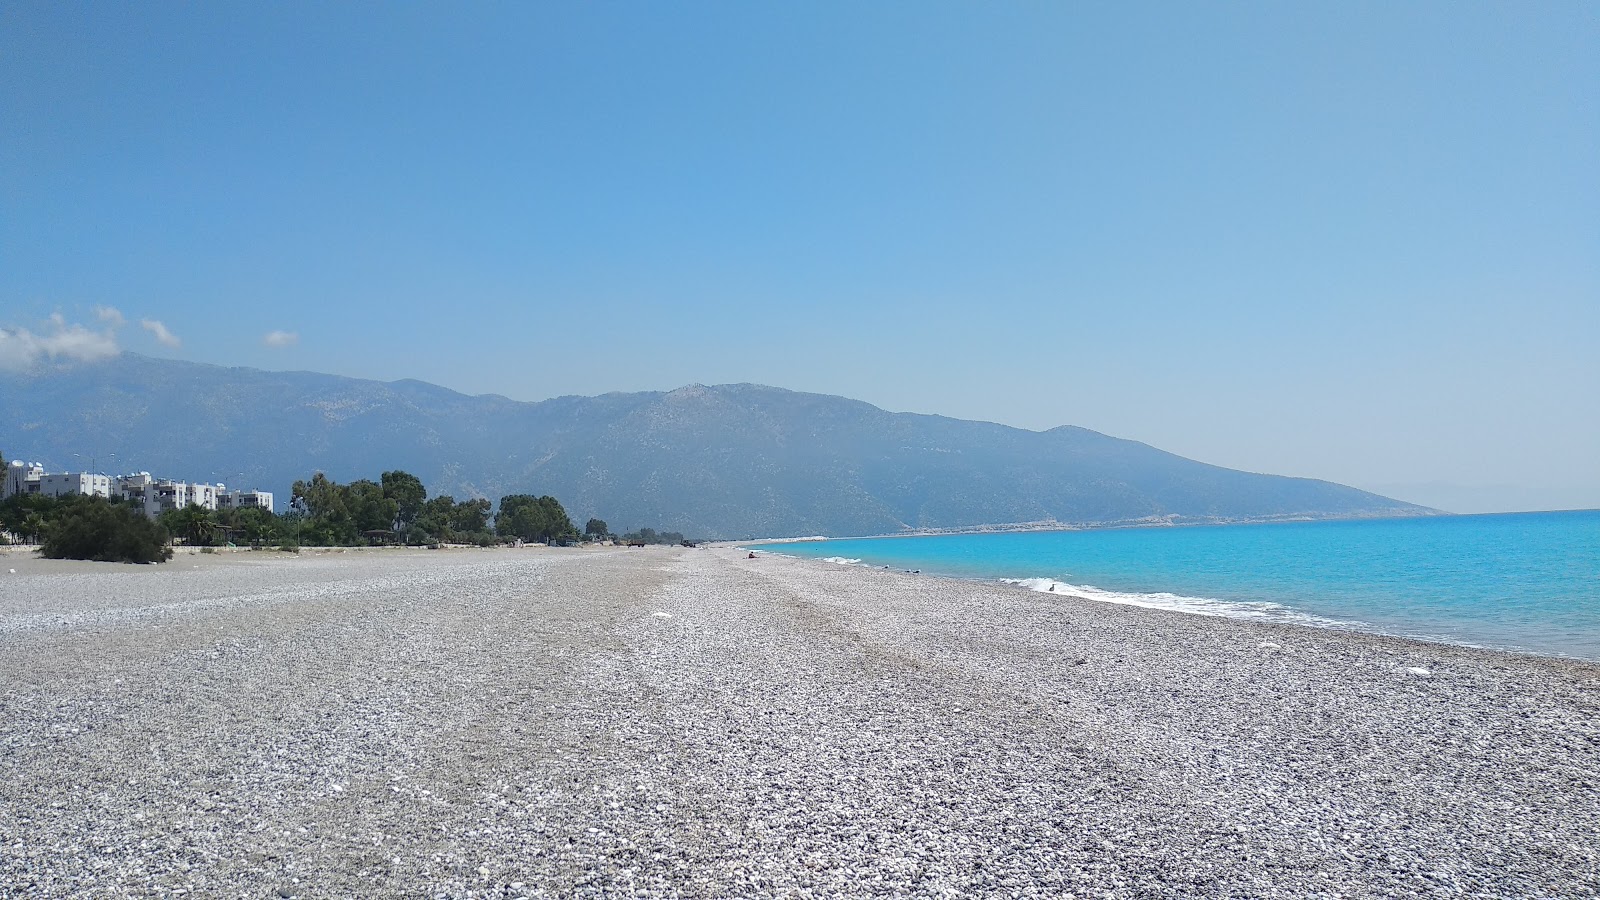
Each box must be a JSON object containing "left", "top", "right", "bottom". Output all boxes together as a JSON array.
[
  {"left": 292, "top": 473, "right": 346, "bottom": 520},
  {"left": 346, "top": 479, "right": 399, "bottom": 537},
  {"left": 43, "top": 495, "right": 173, "bottom": 564},
  {"left": 237, "top": 507, "right": 279, "bottom": 546},
  {"left": 2, "top": 493, "right": 61, "bottom": 543},
  {"left": 381, "top": 470, "right": 427, "bottom": 528},
  {"left": 414, "top": 495, "right": 458, "bottom": 543},
  {"left": 291, "top": 472, "right": 357, "bottom": 545},
  {"left": 160, "top": 504, "right": 217, "bottom": 546},
  {"left": 21, "top": 511, "right": 47, "bottom": 544},
  {"left": 215, "top": 505, "right": 286, "bottom": 547},
  {"left": 584, "top": 518, "right": 609, "bottom": 539},
  {"left": 449, "top": 498, "right": 492, "bottom": 536},
  {"left": 410, "top": 495, "right": 492, "bottom": 544},
  {"left": 620, "top": 526, "right": 687, "bottom": 545},
  {"left": 497, "top": 494, "right": 576, "bottom": 543}
]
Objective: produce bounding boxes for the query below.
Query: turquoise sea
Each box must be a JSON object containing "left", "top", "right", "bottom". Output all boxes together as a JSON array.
[{"left": 749, "top": 510, "right": 1600, "bottom": 661}]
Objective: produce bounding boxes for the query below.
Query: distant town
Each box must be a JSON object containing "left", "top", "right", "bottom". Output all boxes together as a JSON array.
[{"left": 3, "top": 459, "right": 273, "bottom": 518}]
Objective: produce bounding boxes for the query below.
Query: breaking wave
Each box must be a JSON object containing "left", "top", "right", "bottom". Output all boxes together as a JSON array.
[{"left": 1001, "top": 577, "right": 1363, "bottom": 630}]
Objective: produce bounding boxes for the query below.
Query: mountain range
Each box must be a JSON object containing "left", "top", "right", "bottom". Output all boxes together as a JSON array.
[{"left": 0, "top": 354, "right": 1431, "bottom": 539}]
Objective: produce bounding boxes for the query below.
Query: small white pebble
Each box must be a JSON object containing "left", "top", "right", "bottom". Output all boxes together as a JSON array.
[
  {"left": 651, "top": 611, "right": 672, "bottom": 618},
  {"left": 1259, "top": 642, "right": 1280, "bottom": 650},
  {"left": 1407, "top": 666, "right": 1431, "bottom": 676}
]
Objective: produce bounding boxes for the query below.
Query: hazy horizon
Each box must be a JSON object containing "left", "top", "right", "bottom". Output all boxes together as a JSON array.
[{"left": 3, "top": 4, "right": 1595, "bottom": 515}]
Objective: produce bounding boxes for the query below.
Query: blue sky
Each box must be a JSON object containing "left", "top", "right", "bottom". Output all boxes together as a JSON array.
[{"left": 2, "top": 3, "right": 1596, "bottom": 513}]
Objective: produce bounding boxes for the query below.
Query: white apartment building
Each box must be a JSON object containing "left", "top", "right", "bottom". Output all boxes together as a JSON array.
[
  {"left": 190, "top": 482, "right": 220, "bottom": 511},
  {"left": 115, "top": 472, "right": 154, "bottom": 513},
  {"left": 133, "top": 476, "right": 213, "bottom": 517},
  {"left": 38, "top": 471, "right": 114, "bottom": 500},
  {"left": 115, "top": 472, "right": 179, "bottom": 518},
  {"left": 3, "top": 459, "right": 273, "bottom": 517},
  {"left": 218, "top": 489, "right": 275, "bottom": 513},
  {"left": 4, "top": 461, "right": 43, "bottom": 498}
]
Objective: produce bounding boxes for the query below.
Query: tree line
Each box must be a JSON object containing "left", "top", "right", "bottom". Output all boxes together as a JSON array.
[
  {"left": 0, "top": 457, "right": 613, "bottom": 562},
  {"left": 274, "top": 470, "right": 586, "bottom": 547},
  {"left": 617, "top": 526, "right": 690, "bottom": 545}
]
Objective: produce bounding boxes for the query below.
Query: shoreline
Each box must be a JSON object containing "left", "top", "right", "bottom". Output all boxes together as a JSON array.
[
  {"left": 3, "top": 546, "right": 1596, "bottom": 896},
  {"left": 742, "top": 511, "right": 1600, "bottom": 664},
  {"left": 771, "top": 551, "right": 1600, "bottom": 666},
  {"left": 760, "top": 549, "right": 1600, "bottom": 672}
]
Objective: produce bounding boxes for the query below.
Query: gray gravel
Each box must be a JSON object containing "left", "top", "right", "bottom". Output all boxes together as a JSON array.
[{"left": 2, "top": 545, "right": 1597, "bottom": 898}]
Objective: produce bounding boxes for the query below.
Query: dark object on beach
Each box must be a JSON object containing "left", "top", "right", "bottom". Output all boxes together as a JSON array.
[
  {"left": 748, "top": 552, "right": 757, "bottom": 559},
  {"left": 362, "top": 529, "right": 397, "bottom": 545},
  {"left": 681, "top": 540, "right": 697, "bottom": 548},
  {"left": 40, "top": 496, "right": 173, "bottom": 564}
]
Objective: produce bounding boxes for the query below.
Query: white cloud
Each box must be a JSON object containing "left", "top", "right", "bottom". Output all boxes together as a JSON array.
[
  {"left": 94, "top": 305, "right": 126, "bottom": 327},
  {"left": 262, "top": 329, "right": 299, "bottom": 348},
  {"left": 0, "top": 319, "right": 121, "bottom": 371},
  {"left": 141, "top": 318, "right": 181, "bottom": 348}
]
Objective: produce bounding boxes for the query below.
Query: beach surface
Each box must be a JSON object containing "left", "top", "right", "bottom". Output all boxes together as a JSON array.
[{"left": 2, "top": 546, "right": 1597, "bottom": 898}]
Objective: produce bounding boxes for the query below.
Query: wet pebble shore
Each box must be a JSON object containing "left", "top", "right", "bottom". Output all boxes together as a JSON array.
[{"left": 2, "top": 546, "right": 1597, "bottom": 898}]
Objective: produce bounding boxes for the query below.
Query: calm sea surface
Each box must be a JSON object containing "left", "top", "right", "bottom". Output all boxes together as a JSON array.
[{"left": 749, "top": 511, "right": 1600, "bottom": 660}]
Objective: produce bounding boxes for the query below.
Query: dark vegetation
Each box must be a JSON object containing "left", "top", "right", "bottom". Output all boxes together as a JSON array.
[
  {"left": 496, "top": 494, "right": 577, "bottom": 545},
  {"left": 619, "top": 526, "right": 688, "bottom": 545},
  {"left": 1, "top": 453, "right": 611, "bottom": 561},
  {"left": 0, "top": 491, "right": 55, "bottom": 545},
  {"left": 34, "top": 495, "right": 173, "bottom": 564},
  {"left": 285, "top": 470, "right": 581, "bottom": 547}
]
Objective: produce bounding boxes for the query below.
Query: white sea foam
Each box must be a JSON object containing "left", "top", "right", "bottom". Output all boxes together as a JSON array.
[
  {"left": 821, "top": 557, "right": 864, "bottom": 566},
  {"left": 1001, "top": 577, "right": 1363, "bottom": 631}
]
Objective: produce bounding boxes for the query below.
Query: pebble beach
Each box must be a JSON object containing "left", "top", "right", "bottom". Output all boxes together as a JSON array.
[{"left": 2, "top": 545, "right": 1597, "bottom": 898}]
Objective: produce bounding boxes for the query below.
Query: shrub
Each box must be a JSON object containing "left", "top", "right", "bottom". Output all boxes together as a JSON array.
[{"left": 40, "top": 496, "right": 174, "bottom": 564}]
